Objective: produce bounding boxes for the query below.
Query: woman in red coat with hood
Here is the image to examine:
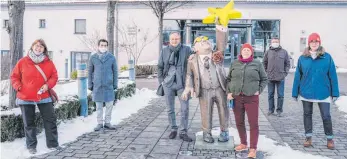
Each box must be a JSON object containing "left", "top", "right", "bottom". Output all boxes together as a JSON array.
[{"left": 10, "top": 39, "right": 61, "bottom": 154}]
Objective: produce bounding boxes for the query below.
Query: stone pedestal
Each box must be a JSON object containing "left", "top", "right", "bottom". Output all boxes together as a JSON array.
[{"left": 194, "top": 133, "right": 234, "bottom": 150}]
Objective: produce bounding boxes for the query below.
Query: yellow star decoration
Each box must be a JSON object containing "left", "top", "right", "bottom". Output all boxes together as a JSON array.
[{"left": 202, "top": 0, "right": 242, "bottom": 27}]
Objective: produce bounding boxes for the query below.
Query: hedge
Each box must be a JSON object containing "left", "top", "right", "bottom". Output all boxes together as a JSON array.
[{"left": 0, "top": 82, "right": 136, "bottom": 142}]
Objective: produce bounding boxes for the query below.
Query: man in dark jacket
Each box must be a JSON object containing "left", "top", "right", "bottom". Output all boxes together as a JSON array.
[
  {"left": 158, "top": 32, "right": 193, "bottom": 142},
  {"left": 263, "top": 37, "right": 290, "bottom": 117}
]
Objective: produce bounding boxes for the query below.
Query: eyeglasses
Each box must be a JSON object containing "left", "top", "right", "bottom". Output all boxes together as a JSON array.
[{"left": 194, "top": 36, "right": 209, "bottom": 44}]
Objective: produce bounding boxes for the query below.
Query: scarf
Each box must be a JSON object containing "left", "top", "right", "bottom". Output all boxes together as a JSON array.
[
  {"left": 238, "top": 54, "right": 254, "bottom": 63},
  {"left": 168, "top": 43, "right": 181, "bottom": 65},
  {"left": 28, "top": 50, "right": 46, "bottom": 64}
]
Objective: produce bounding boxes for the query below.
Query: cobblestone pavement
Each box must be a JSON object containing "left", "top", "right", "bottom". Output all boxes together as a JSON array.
[
  {"left": 32, "top": 73, "right": 347, "bottom": 159},
  {"left": 259, "top": 73, "right": 347, "bottom": 159}
]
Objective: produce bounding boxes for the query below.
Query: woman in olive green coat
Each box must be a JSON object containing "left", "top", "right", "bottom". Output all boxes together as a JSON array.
[{"left": 227, "top": 43, "right": 268, "bottom": 158}]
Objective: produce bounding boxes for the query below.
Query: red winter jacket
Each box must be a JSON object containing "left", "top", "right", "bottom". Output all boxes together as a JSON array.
[{"left": 10, "top": 56, "right": 58, "bottom": 102}]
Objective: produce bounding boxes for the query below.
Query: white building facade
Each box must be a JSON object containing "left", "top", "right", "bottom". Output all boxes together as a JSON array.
[{"left": 1, "top": 0, "right": 347, "bottom": 79}]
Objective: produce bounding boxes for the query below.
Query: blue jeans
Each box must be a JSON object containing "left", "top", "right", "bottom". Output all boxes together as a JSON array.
[
  {"left": 268, "top": 80, "right": 285, "bottom": 113},
  {"left": 302, "top": 101, "right": 333, "bottom": 139}
]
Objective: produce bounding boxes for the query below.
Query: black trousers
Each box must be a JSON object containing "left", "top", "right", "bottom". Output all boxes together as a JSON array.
[{"left": 19, "top": 102, "right": 59, "bottom": 149}]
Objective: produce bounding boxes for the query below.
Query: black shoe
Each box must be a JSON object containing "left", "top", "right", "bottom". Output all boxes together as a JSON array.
[
  {"left": 203, "top": 132, "right": 214, "bottom": 143},
  {"left": 277, "top": 112, "right": 282, "bottom": 117},
  {"left": 48, "top": 146, "right": 63, "bottom": 151},
  {"left": 179, "top": 133, "right": 193, "bottom": 142},
  {"left": 104, "top": 123, "right": 116, "bottom": 130},
  {"left": 169, "top": 131, "right": 177, "bottom": 139},
  {"left": 28, "top": 148, "right": 37, "bottom": 154},
  {"left": 267, "top": 112, "right": 274, "bottom": 116}
]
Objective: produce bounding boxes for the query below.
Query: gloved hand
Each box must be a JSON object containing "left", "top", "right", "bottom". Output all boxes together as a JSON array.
[{"left": 88, "top": 87, "right": 93, "bottom": 91}]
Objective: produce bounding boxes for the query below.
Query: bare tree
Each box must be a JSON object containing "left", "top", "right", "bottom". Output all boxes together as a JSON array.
[
  {"left": 141, "top": 1, "right": 192, "bottom": 55},
  {"left": 77, "top": 29, "right": 102, "bottom": 52},
  {"left": 7, "top": 0, "right": 25, "bottom": 109},
  {"left": 107, "top": 0, "right": 117, "bottom": 57},
  {"left": 176, "top": 20, "right": 186, "bottom": 43},
  {"left": 118, "top": 23, "right": 158, "bottom": 66}
]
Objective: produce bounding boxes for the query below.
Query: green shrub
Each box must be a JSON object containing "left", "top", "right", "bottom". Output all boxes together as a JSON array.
[
  {"left": 1, "top": 82, "right": 136, "bottom": 142},
  {"left": 135, "top": 65, "right": 157, "bottom": 76},
  {"left": 120, "top": 65, "right": 128, "bottom": 72},
  {"left": 70, "top": 70, "right": 78, "bottom": 80}
]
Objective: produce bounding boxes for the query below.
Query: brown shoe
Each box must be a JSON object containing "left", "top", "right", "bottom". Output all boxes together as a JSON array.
[
  {"left": 327, "top": 140, "right": 335, "bottom": 150},
  {"left": 234, "top": 144, "right": 248, "bottom": 152},
  {"left": 304, "top": 138, "right": 312, "bottom": 147},
  {"left": 247, "top": 149, "right": 257, "bottom": 159}
]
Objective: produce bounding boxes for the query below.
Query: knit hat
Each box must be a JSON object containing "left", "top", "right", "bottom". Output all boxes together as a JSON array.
[
  {"left": 308, "top": 33, "right": 321, "bottom": 45},
  {"left": 241, "top": 43, "right": 254, "bottom": 54}
]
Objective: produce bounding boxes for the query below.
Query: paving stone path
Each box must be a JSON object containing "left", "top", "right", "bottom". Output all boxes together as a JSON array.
[{"left": 31, "top": 73, "right": 347, "bottom": 159}]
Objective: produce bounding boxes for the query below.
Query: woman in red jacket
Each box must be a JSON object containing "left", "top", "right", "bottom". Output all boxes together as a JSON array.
[{"left": 11, "top": 39, "right": 61, "bottom": 154}]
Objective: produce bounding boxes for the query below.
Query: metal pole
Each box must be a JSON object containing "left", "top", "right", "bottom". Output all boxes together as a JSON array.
[{"left": 77, "top": 63, "right": 88, "bottom": 117}]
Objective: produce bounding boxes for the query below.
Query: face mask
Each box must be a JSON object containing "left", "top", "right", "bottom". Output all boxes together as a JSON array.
[
  {"left": 99, "top": 47, "right": 107, "bottom": 53},
  {"left": 271, "top": 43, "right": 280, "bottom": 48}
]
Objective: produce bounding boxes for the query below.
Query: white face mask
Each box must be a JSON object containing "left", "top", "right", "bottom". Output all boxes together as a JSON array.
[
  {"left": 271, "top": 43, "right": 280, "bottom": 48},
  {"left": 99, "top": 47, "right": 107, "bottom": 53}
]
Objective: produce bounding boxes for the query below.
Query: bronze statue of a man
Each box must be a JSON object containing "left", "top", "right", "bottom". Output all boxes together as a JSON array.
[{"left": 182, "top": 19, "right": 229, "bottom": 143}]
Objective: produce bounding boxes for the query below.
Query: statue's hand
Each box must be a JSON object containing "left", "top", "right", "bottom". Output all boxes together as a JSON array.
[
  {"left": 181, "top": 88, "right": 195, "bottom": 101},
  {"left": 212, "top": 51, "right": 224, "bottom": 63},
  {"left": 188, "top": 54, "right": 195, "bottom": 60}
]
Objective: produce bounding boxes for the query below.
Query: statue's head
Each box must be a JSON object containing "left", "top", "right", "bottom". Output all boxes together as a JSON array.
[{"left": 193, "top": 36, "right": 212, "bottom": 55}]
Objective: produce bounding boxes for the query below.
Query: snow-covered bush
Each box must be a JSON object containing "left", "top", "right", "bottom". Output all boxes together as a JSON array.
[
  {"left": 0, "top": 83, "right": 136, "bottom": 142},
  {"left": 135, "top": 65, "right": 157, "bottom": 76}
]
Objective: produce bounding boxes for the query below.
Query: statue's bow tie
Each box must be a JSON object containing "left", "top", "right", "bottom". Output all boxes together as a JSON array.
[{"left": 203, "top": 56, "right": 210, "bottom": 69}]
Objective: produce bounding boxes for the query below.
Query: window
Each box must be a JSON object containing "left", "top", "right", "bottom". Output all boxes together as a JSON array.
[
  {"left": 251, "top": 20, "right": 280, "bottom": 57},
  {"left": 39, "top": 19, "right": 46, "bottom": 28},
  {"left": 74, "top": 19, "right": 86, "bottom": 34},
  {"left": 3, "top": 20, "right": 9, "bottom": 28},
  {"left": 70, "top": 52, "right": 91, "bottom": 72}
]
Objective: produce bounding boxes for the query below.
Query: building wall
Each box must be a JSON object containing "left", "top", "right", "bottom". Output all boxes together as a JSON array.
[{"left": 1, "top": 2, "right": 347, "bottom": 80}]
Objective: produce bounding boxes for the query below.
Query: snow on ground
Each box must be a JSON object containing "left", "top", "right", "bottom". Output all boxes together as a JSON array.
[
  {"left": 119, "top": 70, "right": 129, "bottom": 78},
  {"left": 137, "top": 60, "right": 157, "bottom": 66},
  {"left": 337, "top": 68, "right": 347, "bottom": 73},
  {"left": 197, "top": 127, "right": 330, "bottom": 159},
  {"left": 0, "top": 88, "right": 158, "bottom": 159},
  {"left": 335, "top": 96, "right": 347, "bottom": 119},
  {"left": 0, "top": 79, "right": 134, "bottom": 114}
]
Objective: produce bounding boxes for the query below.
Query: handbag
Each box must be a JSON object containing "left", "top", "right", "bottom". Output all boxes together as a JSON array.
[
  {"left": 34, "top": 65, "right": 59, "bottom": 105},
  {"left": 156, "top": 83, "right": 165, "bottom": 96}
]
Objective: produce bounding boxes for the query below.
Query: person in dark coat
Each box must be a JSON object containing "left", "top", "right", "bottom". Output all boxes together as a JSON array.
[
  {"left": 158, "top": 32, "right": 193, "bottom": 142},
  {"left": 263, "top": 37, "right": 290, "bottom": 117},
  {"left": 88, "top": 39, "right": 118, "bottom": 131}
]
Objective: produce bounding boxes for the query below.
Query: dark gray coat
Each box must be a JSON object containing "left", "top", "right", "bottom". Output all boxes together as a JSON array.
[
  {"left": 88, "top": 52, "right": 118, "bottom": 102},
  {"left": 263, "top": 46, "right": 290, "bottom": 81},
  {"left": 158, "top": 45, "right": 193, "bottom": 86}
]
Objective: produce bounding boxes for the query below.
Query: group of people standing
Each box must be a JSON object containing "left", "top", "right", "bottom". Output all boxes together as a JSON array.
[
  {"left": 9, "top": 31, "right": 339, "bottom": 156},
  {"left": 158, "top": 32, "right": 339, "bottom": 158},
  {"left": 10, "top": 39, "right": 118, "bottom": 154}
]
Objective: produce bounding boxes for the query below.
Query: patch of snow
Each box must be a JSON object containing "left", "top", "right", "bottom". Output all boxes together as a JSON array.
[
  {"left": 137, "top": 60, "right": 157, "bottom": 66},
  {"left": 119, "top": 70, "right": 129, "bottom": 78},
  {"left": 196, "top": 127, "right": 330, "bottom": 159},
  {"left": 0, "top": 88, "right": 158, "bottom": 159},
  {"left": 0, "top": 79, "right": 134, "bottom": 112},
  {"left": 0, "top": 79, "right": 10, "bottom": 95},
  {"left": 335, "top": 96, "right": 347, "bottom": 118},
  {"left": 337, "top": 68, "right": 347, "bottom": 73}
]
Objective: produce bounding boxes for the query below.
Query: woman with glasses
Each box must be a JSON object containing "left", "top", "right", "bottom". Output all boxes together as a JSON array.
[
  {"left": 11, "top": 39, "right": 61, "bottom": 154},
  {"left": 292, "top": 33, "right": 339, "bottom": 149},
  {"left": 226, "top": 43, "right": 268, "bottom": 158}
]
